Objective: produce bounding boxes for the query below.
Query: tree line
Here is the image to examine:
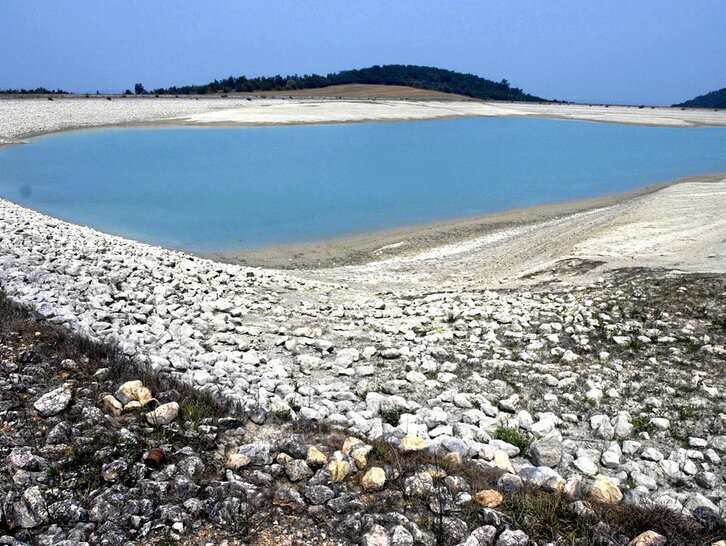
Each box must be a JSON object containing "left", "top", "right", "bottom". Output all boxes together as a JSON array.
[
  {"left": 142, "top": 64, "right": 545, "bottom": 102},
  {"left": 0, "top": 87, "right": 68, "bottom": 95}
]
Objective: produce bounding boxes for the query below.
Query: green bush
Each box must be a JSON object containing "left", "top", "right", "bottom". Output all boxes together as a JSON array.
[{"left": 495, "top": 426, "right": 532, "bottom": 455}]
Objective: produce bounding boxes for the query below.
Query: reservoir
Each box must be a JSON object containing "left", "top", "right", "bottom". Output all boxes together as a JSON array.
[{"left": 0, "top": 117, "right": 725, "bottom": 252}]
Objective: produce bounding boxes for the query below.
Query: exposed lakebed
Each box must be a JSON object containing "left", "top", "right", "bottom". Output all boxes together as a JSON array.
[{"left": 1, "top": 117, "right": 725, "bottom": 252}]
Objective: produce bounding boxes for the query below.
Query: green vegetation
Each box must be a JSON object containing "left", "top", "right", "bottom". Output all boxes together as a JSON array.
[
  {"left": 145, "top": 64, "right": 545, "bottom": 102},
  {"left": 631, "top": 416, "right": 656, "bottom": 433},
  {"left": 272, "top": 408, "right": 293, "bottom": 422},
  {"left": 381, "top": 407, "right": 405, "bottom": 426},
  {"left": 673, "top": 87, "right": 726, "bottom": 109},
  {"left": 495, "top": 426, "right": 532, "bottom": 455},
  {"left": 180, "top": 400, "right": 206, "bottom": 427}
]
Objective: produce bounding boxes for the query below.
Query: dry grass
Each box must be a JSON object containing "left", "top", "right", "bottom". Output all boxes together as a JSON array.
[
  {"left": 2, "top": 289, "right": 724, "bottom": 545},
  {"left": 501, "top": 489, "right": 726, "bottom": 545},
  {"left": 0, "top": 290, "right": 238, "bottom": 420}
]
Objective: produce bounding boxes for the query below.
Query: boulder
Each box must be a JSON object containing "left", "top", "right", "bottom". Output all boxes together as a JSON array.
[
  {"left": 530, "top": 431, "right": 563, "bottom": 467},
  {"left": 33, "top": 385, "right": 72, "bottom": 417},
  {"left": 361, "top": 467, "right": 386, "bottom": 491}
]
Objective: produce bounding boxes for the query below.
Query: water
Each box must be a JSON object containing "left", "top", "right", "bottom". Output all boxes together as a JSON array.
[{"left": 0, "top": 117, "right": 725, "bottom": 252}]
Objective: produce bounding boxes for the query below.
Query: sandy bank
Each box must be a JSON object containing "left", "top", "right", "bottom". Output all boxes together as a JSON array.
[
  {"left": 304, "top": 174, "right": 726, "bottom": 292},
  {"left": 208, "top": 175, "right": 722, "bottom": 271},
  {"left": 176, "top": 100, "right": 726, "bottom": 128}
]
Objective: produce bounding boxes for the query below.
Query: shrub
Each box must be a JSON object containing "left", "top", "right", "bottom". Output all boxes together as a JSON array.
[
  {"left": 381, "top": 408, "right": 405, "bottom": 426},
  {"left": 631, "top": 416, "right": 656, "bottom": 433},
  {"left": 495, "top": 426, "right": 532, "bottom": 455}
]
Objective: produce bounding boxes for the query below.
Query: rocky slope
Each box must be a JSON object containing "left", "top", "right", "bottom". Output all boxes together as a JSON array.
[
  {"left": 1, "top": 194, "right": 725, "bottom": 544},
  {"left": 1, "top": 287, "right": 724, "bottom": 546}
]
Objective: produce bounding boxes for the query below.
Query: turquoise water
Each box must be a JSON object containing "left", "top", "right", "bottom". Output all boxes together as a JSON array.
[{"left": 0, "top": 117, "right": 725, "bottom": 252}]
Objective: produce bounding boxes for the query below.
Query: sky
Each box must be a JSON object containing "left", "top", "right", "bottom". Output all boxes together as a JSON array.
[{"left": 1, "top": 0, "right": 724, "bottom": 106}]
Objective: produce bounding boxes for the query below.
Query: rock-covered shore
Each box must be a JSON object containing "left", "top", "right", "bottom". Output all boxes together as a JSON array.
[
  {"left": 1, "top": 271, "right": 724, "bottom": 546},
  {"left": 1, "top": 190, "right": 725, "bottom": 542}
]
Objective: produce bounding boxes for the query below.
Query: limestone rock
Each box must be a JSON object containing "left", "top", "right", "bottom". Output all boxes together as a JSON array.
[
  {"left": 145, "top": 402, "right": 179, "bottom": 425},
  {"left": 349, "top": 443, "right": 373, "bottom": 469},
  {"left": 530, "top": 431, "right": 563, "bottom": 467},
  {"left": 115, "top": 380, "right": 153, "bottom": 406},
  {"left": 101, "top": 395, "right": 123, "bottom": 416},
  {"left": 589, "top": 475, "right": 623, "bottom": 504},
  {"left": 495, "top": 529, "right": 529, "bottom": 546},
  {"left": 400, "top": 434, "right": 428, "bottom": 453},
  {"left": 473, "top": 489, "right": 503, "bottom": 508},
  {"left": 390, "top": 525, "right": 414, "bottom": 546},
  {"left": 236, "top": 442, "right": 273, "bottom": 465},
  {"left": 33, "top": 385, "right": 72, "bottom": 417},
  {"left": 272, "top": 486, "right": 305, "bottom": 512},
  {"left": 628, "top": 531, "right": 666, "bottom": 546},
  {"left": 327, "top": 460, "right": 351, "bottom": 482},
  {"left": 361, "top": 467, "right": 386, "bottom": 491},
  {"left": 225, "top": 453, "right": 250, "bottom": 470},
  {"left": 306, "top": 446, "right": 328, "bottom": 466},
  {"left": 362, "top": 524, "right": 390, "bottom": 546},
  {"left": 342, "top": 436, "right": 363, "bottom": 454}
]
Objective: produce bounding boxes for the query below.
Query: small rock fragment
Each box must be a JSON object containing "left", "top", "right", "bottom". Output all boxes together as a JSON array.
[
  {"left": 473, "top": 489, "right": 503, "bottom": 508},
  {"left": 628, "top": 531, "right": 666, "bottom": 546}
]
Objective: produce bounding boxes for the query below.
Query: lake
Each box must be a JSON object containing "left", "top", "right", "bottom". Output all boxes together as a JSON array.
[{"left": 0, "top": 117, "right": 725, "bottom": 252}]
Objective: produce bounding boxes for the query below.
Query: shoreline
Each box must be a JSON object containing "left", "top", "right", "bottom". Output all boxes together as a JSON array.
[
  {"left": 3, "top": 96, "right": 726, "bottom": 150},
  {"left": 206, "top": 173, "right": 725, "bottom": 270}
]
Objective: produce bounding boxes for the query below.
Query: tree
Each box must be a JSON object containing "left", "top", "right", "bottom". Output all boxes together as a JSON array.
[{"left": 134, "top": 83, "right": 146, "bottom": 95}]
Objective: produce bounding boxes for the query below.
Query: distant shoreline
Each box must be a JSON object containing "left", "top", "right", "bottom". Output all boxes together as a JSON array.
[{"left": 3, "top": 94, "right": 726, "bottom": 150}]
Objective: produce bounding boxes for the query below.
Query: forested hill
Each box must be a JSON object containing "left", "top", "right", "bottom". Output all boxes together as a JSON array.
[
  {"left": 673, "top": 88, "right": 726, "bottom": 109},
  {"left": 148, "top": 65, "right": 545, "bottom": 102}
]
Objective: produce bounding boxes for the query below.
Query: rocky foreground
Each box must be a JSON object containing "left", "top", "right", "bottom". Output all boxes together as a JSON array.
[
  {"left": 1, "top": 281, "right": 725, "bottom": 546},
  {"left": 1, "top": 191, "right": 725, "bottom": 545}
]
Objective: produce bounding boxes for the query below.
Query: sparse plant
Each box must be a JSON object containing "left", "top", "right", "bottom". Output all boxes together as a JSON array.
[
  {"left": 180, "top": 400, "right": 206, "bottom": 427},
  {"left": 381, "top": 408, "right": 405, "bottom": 426},
  {"left": 495, "top": 426, "right": 532, "bottom": 455},
  {"left": 273, "top": 408, "right": 293, "bottom": 422},
  {"left": 631, "top": 416, "right": 656, "bottom": 433}
]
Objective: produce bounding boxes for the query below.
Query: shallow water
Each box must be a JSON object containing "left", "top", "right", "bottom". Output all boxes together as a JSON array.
[{"left": 0, "top": 118, "right": 725, "bottom": 252}]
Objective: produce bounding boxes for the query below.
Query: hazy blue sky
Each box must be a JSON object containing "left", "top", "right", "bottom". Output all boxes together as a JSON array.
[{"left": 1, "top": 0, "right": 724, "bottom": 105}]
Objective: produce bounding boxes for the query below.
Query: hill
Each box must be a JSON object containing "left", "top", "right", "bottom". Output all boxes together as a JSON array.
[
  {"left": 240, "top": 83, "right": 473, "bottom": 100},
  {"left": 673, "top": 87, "right": 726, "bottom": 109},
  {"left": 149, "top": 64, "right": 545, "bottom": 102}
]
